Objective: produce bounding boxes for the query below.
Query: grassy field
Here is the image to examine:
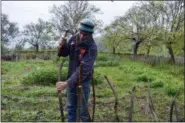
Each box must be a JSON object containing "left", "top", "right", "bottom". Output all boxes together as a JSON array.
[{"left": 1, "top": 54, "right": 184, "bottom": 122}]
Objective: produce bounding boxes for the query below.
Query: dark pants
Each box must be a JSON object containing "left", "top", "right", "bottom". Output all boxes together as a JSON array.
[{"left": 67, "top": 80, "right": 91, "bottom": 122}]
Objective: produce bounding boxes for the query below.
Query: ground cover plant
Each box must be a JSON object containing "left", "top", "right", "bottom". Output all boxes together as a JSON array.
[{"left": 1, "top": 53, "right": 184, "bottom": 122}]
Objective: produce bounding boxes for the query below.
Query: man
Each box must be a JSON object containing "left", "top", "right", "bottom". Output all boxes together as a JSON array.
[{"left": 56, "top": 18, "right": 97, "bottom": 122}]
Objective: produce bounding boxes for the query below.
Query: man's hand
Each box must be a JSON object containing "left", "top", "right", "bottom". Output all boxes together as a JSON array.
[
  {"left": 58, "top": 38, "right": 67, "bottom": 47},
  {"left": 56, "top": 81, "right": 68, "bottom": 93}
]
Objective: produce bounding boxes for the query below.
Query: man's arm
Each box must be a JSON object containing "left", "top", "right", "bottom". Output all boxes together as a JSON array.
[
  {"left": 67, "top": 46, "right": 97, "bottom": 85},
  {"left": 58, "top": 36, "right": 74, "bottom": 57}
]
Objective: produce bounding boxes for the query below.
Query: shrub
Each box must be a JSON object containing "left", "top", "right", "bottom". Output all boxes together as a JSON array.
[
  {"left": 22, "top": 68, "right": 67, "bottom": 85},
  {"left": 118, "top": 66, "right": 123, "bottom": 70},
  {"left": 150, "top": 80, "right": 164, "bottom": 88},
  {"left": 136, "top": 74, "right": 154, "bottom": 82},
  {"left": 52, "top": 56, "right": 69, "bottom": 67},
  {"left": 93, "top": 72, "right": 104, "bottom": 85},
  {"left": 96, "top": 53, "right": 121, "bottom": 61},
  {"left": 23, "top": 53, "right": 37, "bottom": 60},
  {"left": 165, "top": 85, "right": 182, "bottom": 97},
  {"left": 1, "top": 54, "right": 17, "bottom": 61},
  {"left": 95, "top": 60, "right": 119, "bottom": 67},
  {"left": 1, "top": 62, "right": 12, "bottom": 74},
  {"left": 1, "top": 67, "right": 8, "bottom": 75},
  {"left": 22, "top": 67, "right": 103, "bottom": 86},
  {"left": 96, "top": 54, "right": 121, "bottom": 67},
  {"left": 97, "top": 54, "right": 109, "bottom": 61},
  {"left": 95, "top": 59, "right": 120, "bottom": 67},
  {"left": 38, "top": 54, "right": 51, "bottom": 60}
]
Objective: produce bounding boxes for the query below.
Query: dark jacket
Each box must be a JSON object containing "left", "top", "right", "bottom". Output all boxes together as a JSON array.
[{"left": 58, "top": 33, "right": 97, "bottom": 86}]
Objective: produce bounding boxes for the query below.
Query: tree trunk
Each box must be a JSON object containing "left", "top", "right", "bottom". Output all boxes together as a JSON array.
[
  {"left": 182, "top": 46, "right": 184, "bottom": 52},
  {"left": 113, "top": 47, "right": 116, "bottom": 54},
  {"left": 36, "top": 43, "right": 39, "bottom": 52},
  {"left": 167, "top": 43, "right": 175, "bottom": 63},
  {"left": 133, "top": 41, "right": 142, "bottom": 59},
  {"left": 133, "top": 43, "right": 138, "bottom": 56},
  {"left": 146, "top": 46, "right": 151, "bottom": 57}
]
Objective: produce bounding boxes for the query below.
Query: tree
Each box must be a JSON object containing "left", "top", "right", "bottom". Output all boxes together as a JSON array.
[
  {"left": 155, "top": 0, "right": 184, "bottom": 62},
  {"left": 14, "top": 38, "right": 26, "bottom": 51},
  {"left": 118, "top": 3, "right": 153, "bottom": 58},
  {"left": 102, "top": 21, "right": 131, "bottom": 54},
  {"left": 109, "top": 1, "right": 184, "bottom": 61},
  {"left": 49, "top": 1, "right": 103, "bottom": 38},
  {"left": 1, "top": 13, "right": 19, "bottom": 45},
  {"left": 22, "top": 18, "right": 54, "bottom": 52},
  {"left": 102, "top": 25, "right": 120, "bottom": 54},
  {"left": 138, "top": 1, "right": 164, "bottom": 56}
]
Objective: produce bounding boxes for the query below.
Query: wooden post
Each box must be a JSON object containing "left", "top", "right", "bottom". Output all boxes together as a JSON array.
[{"left": 104, "top": 76, "right": 119, "bottom": 121}]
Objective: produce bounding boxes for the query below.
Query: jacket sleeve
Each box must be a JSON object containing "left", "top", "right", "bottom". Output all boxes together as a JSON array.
[
  {"left": 58, "top": 36, "right": 73, "bottom": 57},
  {"left": 67, "top": 46, "right": 97, "bottom": 85}
]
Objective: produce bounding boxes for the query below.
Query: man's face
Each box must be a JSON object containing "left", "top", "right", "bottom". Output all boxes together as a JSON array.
[{"left": 79, "top": 31, "right": 89, "bottom": 41}]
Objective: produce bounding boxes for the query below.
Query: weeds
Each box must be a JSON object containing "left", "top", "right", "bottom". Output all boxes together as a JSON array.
[{"left": 1, "top": 53, "right": 184, "bottom": 122}]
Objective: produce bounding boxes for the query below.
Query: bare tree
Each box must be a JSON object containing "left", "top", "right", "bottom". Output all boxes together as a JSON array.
[
  {"left": 49, "top": 1, "right": 103, "bottom": 37},
  {"left": 1, "top": 13, "right": 19, "bottom": 45},
  {"left": 22, "top": 18, "right": 54, "bottom": 52}
]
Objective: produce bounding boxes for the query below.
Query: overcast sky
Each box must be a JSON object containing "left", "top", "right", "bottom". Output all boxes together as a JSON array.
[
  {"left": 2, "top": 1, "right": 135, "bottom": 48},
  {"left": 2, "top": 1, "right": 135, "bottom": 30}
]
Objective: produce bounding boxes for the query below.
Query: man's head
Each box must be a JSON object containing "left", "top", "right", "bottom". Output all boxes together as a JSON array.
[{"left": 78, "top": 19, "right": 94, "bottom": 41}]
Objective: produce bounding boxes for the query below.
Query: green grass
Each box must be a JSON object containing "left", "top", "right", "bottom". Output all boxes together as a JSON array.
[{"left": 1, "top": 55, "right": 184, "bottom": 122}]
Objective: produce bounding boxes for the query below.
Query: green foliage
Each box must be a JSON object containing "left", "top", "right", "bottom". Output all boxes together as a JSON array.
[
  {"left": 95, "top": 60, "right": 120, "bottom": 67},
  {"left": 136, "top": 74, "right": 154, "bottom": 82},
  {"left": 1, "top": 13, "right": 19, "bottom": 45},
  {"left": 95, "top": 53, "right": 121, "bottom": 67},
  {"left": 37, "top": 54, "right": 51, "bottom": 60},
  {"left": 96, "top": 54, "right": 109, "bottom": 61},
  {"left": 52, "top": 55, "right": 59, "bottom": 64},
  {"left": 23, "top": 53, "right": 37, "bottom": 60},
  {"left": 1, "top": 44, "right": 10, "bottom": 55},
  {"left": 16, "top": 50, "right": 57, "bottom": 54},
  {"left": 22, "top": 18, "right": 54, "bottom": 52},
  {"left": 1, "top": 62, "right": 13, "bottom": 75},
  {"left": 22, "top": 68, "right": 67, "bottom": 85},
  {"left": 1, "top": 63, "right": 11, "bottom": 75},
  {"left": 150, "top": 80, "right": 164, "bottom": 88},
  {"left": 165, "top": 84, "right": 182, "bottom": 97},
  {"left": 93, "top": 72, "right": 104, "bottom": 85},
  {"left": 1, "top": 67, "right": 9, "bottom": 75},
  {"left": 2, "top": 54, "right": 184, "bottom": 122},
  {"left": 52, "top": 56, "right": 69, "bottom": 68}
]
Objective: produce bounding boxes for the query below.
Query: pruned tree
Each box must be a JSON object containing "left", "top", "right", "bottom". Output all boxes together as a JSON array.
[
  {"left": 1, "top": 13, "right": 19, "bottom": 45},
  {"left": 49, "top": 1, "right": 103, "bottom": 38},
  {"left": 158, "top": 0, "right": 184, "bottom": 63},
  {"left": 102, "top": 21, "right": 131, "bottom": 54},
  {"left": 140, "top": 1, "right": 184, "bottom": 62},
  {"left": 22, "top": 18, "right": 54, "bottom": 52},
  {"left": 113, "top": 3, "right": 153, "bottom": 58},
  {"left": 14, "top": 38, "right": 25, "bottom": 51},
  {"left": 103, "top": 1, "right": 184, "bottom": 60}
]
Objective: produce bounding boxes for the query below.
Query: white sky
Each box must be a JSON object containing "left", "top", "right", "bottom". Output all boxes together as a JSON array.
[
  {"left": 2, "top": 1, "right": 135, "bottom": 30},
  {"left": 2, "top": 1, "right": 135, "bottom": 48}
]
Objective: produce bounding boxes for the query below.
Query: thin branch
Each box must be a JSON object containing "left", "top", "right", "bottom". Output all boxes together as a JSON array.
[
  {"left": 57, "top": 60, "right": 65, "bottom": 122},
  {"left": 129, "top": 86, "right": 136, "bottom": 122},
  {"left": 81, "top": 87, "right": 92, "bottom": 122},
  {"left": 77, "top": 62, "right": 83, "bottom": 122},
  {"left": 147, "top": 80, "right": 158, "bottom": 121},
  {"left": 104, "top": 76, "right": 120, "bottom": 121},
  {"left": 174, "top": 101, "right": 179, "bottom": 121},
  {"left": 170, "top": 89, "right": 181, "bottom": 122},
  {"left": 91, "top": 71, "right": 96, "bottom": 122}
]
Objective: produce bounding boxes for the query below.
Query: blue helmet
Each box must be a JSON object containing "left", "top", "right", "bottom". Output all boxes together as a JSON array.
[{"left": 78, "top": 19, "right": 94, "bottom": 33}]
